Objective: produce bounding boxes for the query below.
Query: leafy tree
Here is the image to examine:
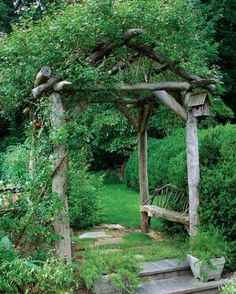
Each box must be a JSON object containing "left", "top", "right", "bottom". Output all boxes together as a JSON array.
[
  {"left": 0, "top": 0, "right": 233, "bottom": 167},
  {"left": 0, "top": 1, "right": 15, "bottom": 32},
  {"left": 0, "top": 0, "right": 228, "bottom": 114},
  {"left": 201, "top": 0, "right": 236, "bottom": 116}
]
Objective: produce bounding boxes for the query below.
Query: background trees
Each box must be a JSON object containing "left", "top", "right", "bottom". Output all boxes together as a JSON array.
[
  {"left": 0, "top": 1, "right": 235, "bottom": 291},
  {"left": 0, "top": 0, "right": 234, "bottom": 168}
]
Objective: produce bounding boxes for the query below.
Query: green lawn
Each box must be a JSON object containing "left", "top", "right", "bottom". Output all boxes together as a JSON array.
[
  {"left": 73, "top": 183, "right": 189, "bottom": 291},
  {"left": 101, "top": 183, "right": 163, "bottom": 229}
]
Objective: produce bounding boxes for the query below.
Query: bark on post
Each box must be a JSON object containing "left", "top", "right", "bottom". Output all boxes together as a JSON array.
[
  {"left": 138, "top": 104, "right": 153, "bottom": 232},
  {"left": 186, "top": 109, "right": 200, "bottom": 235},
  {"left": 138, "top": 130, "right": 150, "bottom": 232},
  {"left": 51, "top": 92, "right": 71, "bottom": 262},
  {"left": 34, "top": 66, "right": 52, "bottom": 87}
]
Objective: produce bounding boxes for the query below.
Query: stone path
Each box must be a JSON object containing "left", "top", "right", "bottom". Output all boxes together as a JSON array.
[
  {"left": 79, "top": 231, "right": 112, "bottom": 239},
  {"left": 75, "top": 225, "right": 226, "bottom": 293},
  {"left": 78, "top": 224, "right": 125, "bottom": 249}
]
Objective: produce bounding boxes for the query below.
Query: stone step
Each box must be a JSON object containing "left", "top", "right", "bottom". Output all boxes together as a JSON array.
[
  {"left": 139, "top": 259, "right": 191, "bottom": 282},
  {"left": 137, "top": 275, "right": 226, "bottom": 294}
]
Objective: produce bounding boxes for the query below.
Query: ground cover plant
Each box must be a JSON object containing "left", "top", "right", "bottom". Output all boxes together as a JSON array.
[
  {"left": 71, "top": 181, "right": 189, "bottom": 292},
  {"left": 221, "top": 277, "right": 236, "bottom": 294},
  {"left": 73, "top": 223, "right": 188, "bottom": 293}
]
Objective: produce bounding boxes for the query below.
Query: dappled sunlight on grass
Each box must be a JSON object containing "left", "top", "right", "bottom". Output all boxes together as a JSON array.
[
  {"left": 101, "top": 183, "right": 162, "bottom": 229},
  {"left": 72, "top": 184, "right": 189, "bottom": 268}
]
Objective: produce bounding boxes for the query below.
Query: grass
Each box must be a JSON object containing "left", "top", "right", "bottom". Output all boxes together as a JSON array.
[
  {"left": 101, "top": 183, "right": 162, "bottom": 229},
  {"left": 73, "top": 231, "right": 188, "bottom": 263},
  {"left": 73, "top": 183, "right": 189, "bottom": 292},
  {"left": 74, "top": 183, "right": 188, "bottom": 262}
]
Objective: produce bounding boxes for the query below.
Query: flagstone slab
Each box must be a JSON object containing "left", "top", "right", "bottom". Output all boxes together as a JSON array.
[{"left": 79, "top": 231, "right": 111, "bottom": 239}]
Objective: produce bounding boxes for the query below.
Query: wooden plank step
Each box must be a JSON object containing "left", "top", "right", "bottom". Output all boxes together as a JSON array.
[
  {"left": 141, "top": 205, "right": 189, "bottom": 225},
  {"left": 137, "top": 276, "right": 226, "bottom": 294}
]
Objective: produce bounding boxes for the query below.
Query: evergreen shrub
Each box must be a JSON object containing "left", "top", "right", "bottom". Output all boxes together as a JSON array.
[
  {"left": 124, "top": 129, "right": 186, "bottom": 192},
  {"left": 124, "top": 124, "right": 236, "bottom": 269}
]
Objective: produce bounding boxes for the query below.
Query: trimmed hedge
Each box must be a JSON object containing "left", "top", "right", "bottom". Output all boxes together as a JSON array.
[
  {"left": 124, "top": 124, "right": 236, "bottom": 268},
  {"left": 124, "top": 129, "right": 186, "bottom": 192}
]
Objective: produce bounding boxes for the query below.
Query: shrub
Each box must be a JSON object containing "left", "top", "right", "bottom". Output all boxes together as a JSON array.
[
  {"left": 124, "top": 124, "right": 236, "bottom": 269},
  {"left": 79, "top": 250, "right": 139, "bottom": 293},
  {"left": 1, "top": 144, "right": 29, "bottom": 186},
  {"left": 189, "top": 226, "right": 229, "bottom": 263},
  {"left": 68, "top": 159, "right": 104, "bottom": 230},
  {"left": 124, "top": 129, "right": 186, "bottom": 192},
  {"left": 221, "top": 277, "right": 236, "bottom": 294},
  {"left": 0, "top": 237, "right": 78, "bottom": 293}
]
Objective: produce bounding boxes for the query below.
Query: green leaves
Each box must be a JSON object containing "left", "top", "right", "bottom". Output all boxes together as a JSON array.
[
  {"left": 0, "top": 236, "right": 12, "bottom": 249},
  {"left": 189, "top": 226, "right": 229, "bottom": 262},
  {"left": 0, "top": 0, "right": 223, "bottom": 117}
]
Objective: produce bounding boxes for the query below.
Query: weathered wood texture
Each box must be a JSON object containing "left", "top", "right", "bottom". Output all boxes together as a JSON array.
[
  {"left": 53, "top": 81, "right": 72, "bottom": 92},
  {"left": 32, "top": 77, "right": 61, "bottom": 98},
  {"left": 138, "top": 131, "right": 149, "bottom": 206},
  {"left": 138, "top": 104, "right": 152, "bottom": 232},
  {"left": 91, "top": 82, "right": 190, "bottom": 92},
  {"left": 186, "top": 110, "right": 200, "bottom": 236},
  {"left": 141, "top": 205, "right": 189, "bottom": 225},
  {"left": 154, "top": 91, "right": 187, "bottom": 121},
  {"left": 138, "top": 131, "right": 150, "bottom": 232},
  {"left": 51, "top": 92, "right": 71, "bottom": 261},
  {"left": 34, "top": 66, "right": 52, "bottom": 87},
  {"left": 88, "top": 28, "right": 143, "bottom": 63},
  {"left": 119, "top": 82, "right": 190, "bottom": 91}
]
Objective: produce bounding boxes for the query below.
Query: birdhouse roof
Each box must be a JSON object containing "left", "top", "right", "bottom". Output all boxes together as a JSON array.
[{"left": 187, "top": 92, "right": 208, "bottom": 107}]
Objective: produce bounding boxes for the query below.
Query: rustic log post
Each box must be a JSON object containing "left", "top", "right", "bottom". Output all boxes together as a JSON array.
[
  {"left": 51, "top": 92, "right": 71, "bottom": 262},
  {"left": 138, "top": 104, "right": 153, "bottom": 232},
  {"left": 138, "top": 130, "right": 150, "bottom": 232},
  {"left": 34, "top": 66, "right": 52, "bottom": 87},
  {"left": 186, "top": 109, "right": 200, "bottom": 235}
]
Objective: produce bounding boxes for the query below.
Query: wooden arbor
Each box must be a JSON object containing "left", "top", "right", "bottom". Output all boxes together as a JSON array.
[{"left": 31, "top": 28, "right": 216, "bottom": 260}]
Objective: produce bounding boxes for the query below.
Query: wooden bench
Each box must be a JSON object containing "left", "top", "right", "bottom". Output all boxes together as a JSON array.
[{"left": 140, "top": 184, "right": 189, "bottom": 231}]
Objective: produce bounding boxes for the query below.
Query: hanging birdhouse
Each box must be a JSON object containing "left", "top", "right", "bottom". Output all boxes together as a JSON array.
[{"left": 187, "top": 92, "right": 210, "bottom": 117}]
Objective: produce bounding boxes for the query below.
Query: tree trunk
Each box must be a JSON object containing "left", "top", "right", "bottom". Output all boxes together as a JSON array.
[
  {"left": 51, "top": 92, "right": 71, "bottom": 262},
  {"left": 138, "top": 131, "right": 150, "bottom": 232},
  {"left": 186, "top": 110, "right": 200, "bottom": 235}
]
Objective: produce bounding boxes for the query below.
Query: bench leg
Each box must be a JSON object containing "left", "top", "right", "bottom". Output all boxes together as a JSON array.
[{"left": 141, "top": 212, "right": 151, "bottom": 233}]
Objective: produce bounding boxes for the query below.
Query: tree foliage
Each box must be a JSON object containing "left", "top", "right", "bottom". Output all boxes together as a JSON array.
[
  {"left": 0, "top": 0, "right": 227, "bottom": 116},
  {"left": 201, "top": 0, "right": 236, "bottom": 116}
]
